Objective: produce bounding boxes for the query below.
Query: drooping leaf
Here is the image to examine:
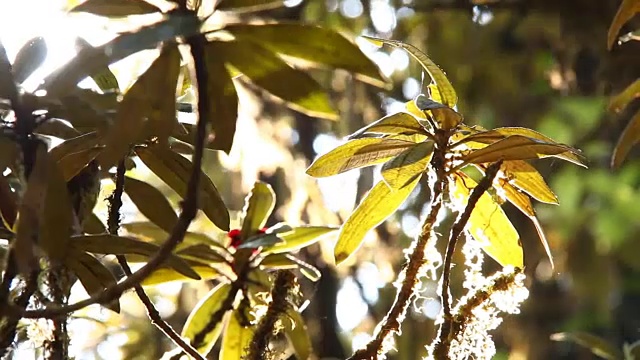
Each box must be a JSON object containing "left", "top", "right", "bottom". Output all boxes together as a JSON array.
[
  {"left": 501, "top": 160, "right": 558, "bottom": 204},
  {"left": 70, "top": 234, "right": 200, "bottom": 279},
  {"left": 98, "top": 44, "right": 181, "bottom": 168},
  {"left": 225, "top": 24, "right": 386, "bottom": 87},
  {"left": 66, "top": 250, "right": 120, "bottom": 312},
  {"left": 348, "top": 112, "right": 427, "bottom": 139},
  {"left": 83, "top": 212, "right": 106, "bottom": 234},
  {"left": 220, "top": 310, "right": 254, "bottom": 360},
  {"left": 75, "top": 37, "right": 120, "bottom": 93},
  {"left": 135, "top": 145, "right": 230, "bottom": 230},
  {"left": 612, "top": 110, "right": 640, "bottom": 168},
  {"left": 607, "top": 0, "right": 640, "bottom": 49},
  {"left": 363, "top": 36, "right": 457, "bottom": 107},
  {"left": 551, "top": 332, "right": 623, "bottom": 360},
  {"left": 124, "top": 176, "right": 178, "bottom": 234},
  {"left": 334, "top": 178, "right": 419, "bottom": 264},
  {"left": 12, "top": 37, "right": 47, "bottom": 83},
  {"left": 211, "top": 40, "right": 337, "bottom": 119},
  {"left": 453, "top": 174, "right": 523, "bottom": 268},
  {"left": 306, "top": 138, "right": 416, "bottom": 177},
  {"left": 381, "top": 141, "right": 434, "bottom": 189},
  {"left": 122, "top": 221, "right": 226, "bottom": 249},
  {"left": 34, "top": 118, "right": 82, "bottom": 139},
  {"left": 264, "top": 226, "right": 338, "bottom": 254},
  {"left": 141, "top": 265, "right": 223, "bottom": 285},
  {"left": 42, "top": 14, "right": 201, "bottom": 95},
  {"left": 50, "top": 132, "right": 101, "bottom": 161},
  {"left": 177, "top": 244, "right": 229, "bottom": 265},
  {"left": 284, "top": 309, "right": 312, "bottom": 360},
  {"left": 609, "top": 78, "right": 640, "bottom": 113},
  {"left": 69, "top": 0, "right": 161, "bottom": 17},
  {"left": 203, "top": 45, "right": 239, "bottom": 153},
  {"left": 240, "top": 182, "right": 275, "bottom": 240},
  {"left": 182, "top": 283, "right": 233, "bottom": 354},
  {"left": 461, "top": 135, "right": 583, "bottom": 167},
  {"left": 458, "top": 127, "right": 587, "bottom": 167},
  {"left": 57, "top": 147, "right": 103, "bottom": 182}
]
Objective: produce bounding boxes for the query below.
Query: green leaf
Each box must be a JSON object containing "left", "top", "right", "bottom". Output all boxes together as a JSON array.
[
  {"left": 607, "top": 0, "right": 640, "bottom": 49},
  {"left": 363, "top": 36, "right": 457, "bottom": 107},
  {"left": 124, "top": 176, "right": 178, "bottom": 234},
  {"left": 216, "top": 0, "right": 284, "bottom": 12},
  {"left": 237, "top": 233, "right": 283, "bottom": 249},
  {"left": 612, "top": 110, "right": 640, "bottom": 168},
  {"left": 42, "top": 14, "right": 201, "bottom": 95},
  {"left": 136, "top": 145, "right": 230, "bottom": 231},
  {"left": 240, "top": 182, "right": 275, "bottom": 240},
  {"left": 220, "top": 310, "right": 254, "bottom": 360},
  {"left": 461, "top": 135, "right": 583, "bottom": 167},
  {"left": 453, "top": 174, "right": 522, "bottom": 268},
  {"left": 225, "top": 24, "right": 386, "bottom": 87},
  {"left": 70, "top": 234, "right": 201, "bottom": 280},
  {"left": 287, "top": 254, "right": 321, "bottom": 281},
  {"left": 608, "top": 78, "right": 640, "bottom": 113},
  {"left": 83, "top": 212, "right": 106, "bottom": 234},
  {"left": 551, "top": 332, "right": 623, "bottom": 360},
  {"left": 203, "top": 45, "right": 239, "bottom": 153},
  {"left": 182, "top": 283, "right": 232, "bottom": 354},
  {"left": 458, "top": 127, "right": 587, "bottom": 167},
  {"left": 414, "top": 96, "right": 463, "bottom": 131},
  {"left": 12, "top": 37, "right": 47, "bottom": 83},
  {"left": 306, "top": 138, "right": 416, "bottom": 178},
  {"left": 264, "top": 226, "right": 338, "bottom": 254},
  {"left": 66, "top": 250, "right": 120, "bottom": 313},
  {"left": 50, "top": 132, "right": 101, "bottom": 162},
  {"left": 259, "top": 253, "right": 299, "bottom": 269},
  {"left": 69, "top": 0, "right": 161, "bottom": 16},
  {"left": 177, "top": 244, "right": 229, "bottom": 265},
  {"left": 348, "top": 112, "right": 426, "bottom": 139},
  {"left": 40, "top": 149, "right": 74, "bottom": 260},
  {"left": 98, "top": 44, "right": 181, "bottom": 168},
  {"left": 381, "top": 141, "right": 433, "bottom": 189},
  {"left": 334, "top": 178, "right": 419, "bottom": 264},
  {"left": 122, "top": 221, "right": 226, "bottom": 249},
  {"left": 75, "top": 37, "right": 120, "bottom": 93},
  {"left": 284, "top": 309, "right": 312, "bottom": 360},
  {"left": 212, "top": 40, "right": 337, "bottom": 119},
  {"left": 57, "top": 147, "right": 103, "bottom": 182}
]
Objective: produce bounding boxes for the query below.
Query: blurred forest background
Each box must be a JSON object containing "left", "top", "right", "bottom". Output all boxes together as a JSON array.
[{"left": 1, "top": 0, "right": 639, "bottom": 359}]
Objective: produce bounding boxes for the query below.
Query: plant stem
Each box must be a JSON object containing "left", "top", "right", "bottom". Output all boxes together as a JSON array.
[{"left": 434, "top": 160, "right": 503, "bottom": 359}]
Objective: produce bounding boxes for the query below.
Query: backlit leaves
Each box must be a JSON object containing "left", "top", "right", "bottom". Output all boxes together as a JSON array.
[
  {"left": 220, "top": 311, "right": 254, "bottom": 359},
  {"left": 348, "top": 112, "right": 427, "bottom": 139},
  {"left": 306, "top": 138, "right": 416, "bottom": 177},
  {"left": 334, "top": 177, "right": 420, "bottom": 264},
  {"left": 12, "top": 37, "right": 47, "bottom": 84},
  {"left": 285, "top": 309, "right": 312, "bottom": 360},
  {"left": 69, "top": 0, "right": 161, "bottom": 17},
  {"left": 182, "top": 283, "right": 232, "bottom": 354},
  {"left": 124, "top": 176, "right": 178, "bottom": 234},
  {"left": 135, "top": 145, "right": 230, "bottom": 231},
  {"left": 240, "top": 182, "right": 275, "bottom": 240},
  {"left": 454, "top": 174, "right": 523, "bottom": 268},
  {"left": 381, "top": 141, "right": 434, "bottom": 189},
  {"left": 264, "top": 226, "right": 338, "bottom": 254}
]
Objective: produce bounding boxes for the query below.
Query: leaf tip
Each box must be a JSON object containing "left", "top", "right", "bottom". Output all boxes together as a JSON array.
[{"left": 334, "top": 251, "right": 349, "bottom": 265}]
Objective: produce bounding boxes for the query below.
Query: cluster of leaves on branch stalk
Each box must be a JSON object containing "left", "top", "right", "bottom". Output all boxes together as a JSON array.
[
  {"left": 0, "top": 0, "right": 386, "bottom": 358},
  {"left": 307, "top": 37, "right": 586, "bottom": 269}
]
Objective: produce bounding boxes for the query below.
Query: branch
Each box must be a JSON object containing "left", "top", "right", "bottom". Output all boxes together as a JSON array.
[
  {"left": 349, "top": 157, "right": 448, "bottom": 360},
  {"left": 434, "top": 160, "right": 503, "bottom": 359},
  {"left": 108, "top": 160, "right": 205, "bottom": 360},
  {"left": 13, "top": 21, "right": 213, "bottom": 319},
  {"left": 247, "top": 271, "right": 297, "bottom": 360}
]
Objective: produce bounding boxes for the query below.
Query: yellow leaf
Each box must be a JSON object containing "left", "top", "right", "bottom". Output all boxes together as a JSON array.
[
  {"left": 381, "top": 141, "right": 434, "bottom": 189},
  {"left": 607, "top": 0, "right": 640, "bottom": 49},
  {"left": 502, "top": 160, "right": 558, "bottom": 204},
  {"left": 461, "top": 135, "right": 583, "bottom": 167},
  {"left": 182, "top": 283, "right": 233, "bottom": 354},
  {"left": 363, "top": 36, "right": 457, "bottom": 108},
  {"left": 216, "top": 0, "right": 284, "bottom": 12},
  {"left": 284, "top": 309, "right": 312, "bottom": 360},
  {"left": 609, "top": 78, "right": 640, "bottom": 113},
  {"left": 453, "top": 174, "right": 523, "bottom": 268},
  {"left": 334, "top": 178, "right": 419, "bottom": 264},
  {"left": 66, "top": 250, "right": 120, "bottom": 313},
  {"left": 241, "top": 182, "right": 275, "bottom": 240},
  {"left": 612, "top": 109, "right": 640, "bottom": 168},
  {"left": 264, "top": 226, "right": 337, "bottom": 254},
  {"left": 141, "top": 265, "right": 223, "bottom": 285},
  {"left": 306, "top": 138, "right": 415, "bottom": 177},
  {"left": 220, "top": 311, "right": 254, "bottom": 360},
  {"left": 348, "top": 112, "right": 427, "bottom": 139}
]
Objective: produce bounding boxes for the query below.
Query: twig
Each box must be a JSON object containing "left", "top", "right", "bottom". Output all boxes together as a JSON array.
[
  {"left": 13, "top": 18, "right": 214, "bottom": 319},
  {"left": 434, "top": 160, "right": 503, "bottom": 359},
  {"left": 109, "top": 160, "right": 205, "bottom": 360},
  {"left": 247, "top": 271, "right": 297, "bottom": 360}
]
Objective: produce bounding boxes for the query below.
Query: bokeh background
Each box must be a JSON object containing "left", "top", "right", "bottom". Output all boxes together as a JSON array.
[{"left": 1, "top": 0, "right": 639, "bottom": 359}]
